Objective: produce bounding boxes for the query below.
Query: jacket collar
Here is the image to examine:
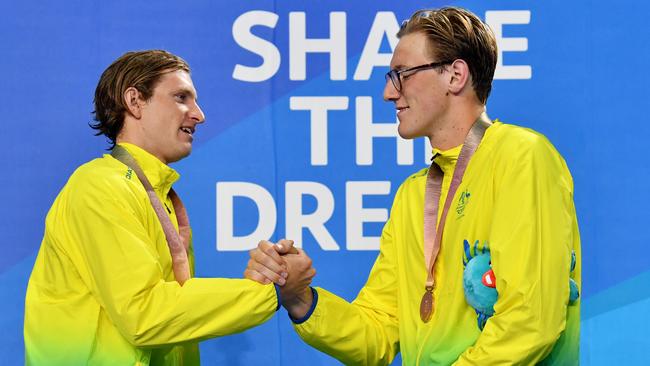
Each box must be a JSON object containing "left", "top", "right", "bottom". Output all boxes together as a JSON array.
[
  {"left": 116, "top": 143, "right": 180, "bottom": 197},
  {"left": 431, "top": 144, "right": 462, "bottom": 176}
]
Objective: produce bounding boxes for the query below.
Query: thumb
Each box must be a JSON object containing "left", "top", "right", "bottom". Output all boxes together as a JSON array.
[{"left": 276, "top": 239, "right": 298, "bottom": 254}]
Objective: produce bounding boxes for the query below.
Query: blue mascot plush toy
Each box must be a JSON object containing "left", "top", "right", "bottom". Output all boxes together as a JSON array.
[{"left": 462, "top": 240, "right": 579, "bottom": 330}]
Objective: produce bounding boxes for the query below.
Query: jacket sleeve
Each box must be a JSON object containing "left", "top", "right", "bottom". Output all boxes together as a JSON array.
[
  {"left": 293, "top": 213, "right": 400, "bottom": 366},
  {"left": 57, "top": 182, "right": 278, "bottom": 347},
  {"left": 454, "top": 136, "right": 579, "bottom": 365}
]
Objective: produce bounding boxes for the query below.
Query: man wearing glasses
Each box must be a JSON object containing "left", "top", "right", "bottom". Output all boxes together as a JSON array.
[{"left": 246, "top": 6, "right": 580, "bottom": 365}]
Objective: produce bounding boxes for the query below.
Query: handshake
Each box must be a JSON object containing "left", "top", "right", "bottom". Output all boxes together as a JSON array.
[{"left": 244, "top": 239, "right": 316, "bottom": 320}]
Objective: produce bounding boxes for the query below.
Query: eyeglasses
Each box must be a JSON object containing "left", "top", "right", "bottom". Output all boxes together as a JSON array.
[{"left": 385, "top": 61, "right": 452, "bottom": 93}]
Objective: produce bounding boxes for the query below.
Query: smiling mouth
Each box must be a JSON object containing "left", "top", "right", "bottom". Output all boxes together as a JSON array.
[
  {"left": 180, "top": 127, "right": 194, "bottom": 136},
  {"left": 396, "top": 106, "right": 409, "bottom": 115}
]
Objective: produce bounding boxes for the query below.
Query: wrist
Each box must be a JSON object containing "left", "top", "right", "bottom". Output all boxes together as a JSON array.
[{"left": 283, "top": 287, "right": 314, "bottom": 319}]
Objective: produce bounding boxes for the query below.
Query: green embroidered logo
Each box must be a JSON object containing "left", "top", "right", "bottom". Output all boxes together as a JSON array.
[
  {"left": 126, "top": 168, "right": 133, "bottom": 180},
  {"left": 456, "top": 189, "right": 471, "bottom": 218}
]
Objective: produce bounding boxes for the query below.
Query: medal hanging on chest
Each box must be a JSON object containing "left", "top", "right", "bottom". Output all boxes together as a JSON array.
[
  {"left": 419, "top": 114, "right": 491, "bottom": 323},
  {"left": 111, "top": 145, "right": 192, "bottom": 285},
  {"left": 419, "top": 285, "right": 435, "bottom": 322}
]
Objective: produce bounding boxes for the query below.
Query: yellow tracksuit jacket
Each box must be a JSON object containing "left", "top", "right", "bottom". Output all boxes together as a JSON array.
[
  {"left": 294, "top": 122, "right": 581, "bottom": 365},
  {"left": 25, "top": 143, "right": 278, "bottom": 365}
]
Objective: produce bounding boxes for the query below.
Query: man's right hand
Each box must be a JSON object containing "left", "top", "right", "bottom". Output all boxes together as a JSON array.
[
  {"left": 244, "top": 239, "right": 316, "bottom": 319},
  {"left": 244, "top": 239, "right": 296, "bottom": 285}
]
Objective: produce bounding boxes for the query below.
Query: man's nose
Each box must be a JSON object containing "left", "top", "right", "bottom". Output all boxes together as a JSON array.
[
  {"left": 383, "top": 79, "right": 399, "bottom": 102},
  {"left": 191, "top": 101, "right": 205, "bottom": 124}
]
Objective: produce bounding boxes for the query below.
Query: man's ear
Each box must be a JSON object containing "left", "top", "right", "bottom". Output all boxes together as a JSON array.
[
  {"left": 123, "top": 87, "right": 143, "bottom": 119},
  {"left": 447, "top": 59, "right": 471, "bottom": 95}
]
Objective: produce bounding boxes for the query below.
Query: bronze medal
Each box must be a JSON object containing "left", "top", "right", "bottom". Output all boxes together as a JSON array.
[
  {"left": 419, "top": 286, "right": 434, "bottom": 322},
  {"left": 420, "top": 114, "right": 492, "bottom": 324}
]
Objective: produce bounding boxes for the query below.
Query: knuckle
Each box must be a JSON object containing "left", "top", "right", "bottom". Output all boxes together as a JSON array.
[
  {"left": 263, "top": 268, "right": 278, "bottom": 279},
  {"left": 250, "top": 249, "right": 261, "bottom": 260}
]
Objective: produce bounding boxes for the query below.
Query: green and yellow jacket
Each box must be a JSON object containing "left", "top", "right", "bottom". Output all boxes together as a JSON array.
[
  {"left": 25, "top": 143, "right": 278, "bottom": 365},
  {"left": 295, "top": 122, "right": 581, "bottom": 366}
]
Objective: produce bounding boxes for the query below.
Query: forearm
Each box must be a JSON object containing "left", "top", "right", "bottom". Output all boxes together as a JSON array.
[
  {"left": 110, "top": 278, "right": 278, "bottom": 346},
  {"left": 68, "top": 192, "right": 279, "bottom": 346},
  {"left": 293, "top": 288, "right": 399, "bottom": 366},
  {"left": 283, "top": 286, "right": 314, "bottom": 320}
]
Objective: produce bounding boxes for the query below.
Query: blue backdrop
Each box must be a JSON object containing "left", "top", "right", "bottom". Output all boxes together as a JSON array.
[{"left": 1, "top": 0, "right": 648, "bottom": 364}]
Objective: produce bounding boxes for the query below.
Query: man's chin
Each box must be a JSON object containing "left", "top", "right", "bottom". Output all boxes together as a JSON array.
[
  {"left": 397, "top": 126, "right": 418, "bottom": 140},
  {"left": 167, "top": 147, "right": 192, "bottom": 164}
]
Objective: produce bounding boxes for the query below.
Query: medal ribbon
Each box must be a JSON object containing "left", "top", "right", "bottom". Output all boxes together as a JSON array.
[
  {"left": 420, "top": 113, "right": 492, "bottom": 322},
  {"left": 111, "top": 145, "right": 192, "bottom": 285}
]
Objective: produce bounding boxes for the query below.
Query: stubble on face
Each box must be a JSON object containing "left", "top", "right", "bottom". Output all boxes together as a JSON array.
[{"left": 137, "top": 70, "right": 204, "bottom": 164}]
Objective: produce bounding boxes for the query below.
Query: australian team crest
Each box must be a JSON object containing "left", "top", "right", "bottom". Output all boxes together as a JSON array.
[{"left": 456, "top": 189, "right": 471, "bottom": 218}]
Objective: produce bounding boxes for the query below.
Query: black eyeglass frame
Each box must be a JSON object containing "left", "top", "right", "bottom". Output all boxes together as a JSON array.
[{"left": 385, "top": 60, "right": 453, "bottom": 93}]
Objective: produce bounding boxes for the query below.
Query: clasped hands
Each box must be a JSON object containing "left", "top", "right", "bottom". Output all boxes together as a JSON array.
[{"left": 244, "top": 239, "right": 315, "bottom": 319}]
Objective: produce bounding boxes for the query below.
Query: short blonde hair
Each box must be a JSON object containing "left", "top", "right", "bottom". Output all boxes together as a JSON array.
[{"left": 398, "top": 7, "right": 498, "bottom": 104}]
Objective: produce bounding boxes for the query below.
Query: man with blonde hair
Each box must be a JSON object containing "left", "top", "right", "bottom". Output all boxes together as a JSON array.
[{"left": 247, "top": 7, "right": 580, "bottom": 365}]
